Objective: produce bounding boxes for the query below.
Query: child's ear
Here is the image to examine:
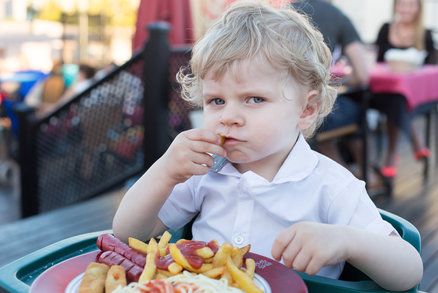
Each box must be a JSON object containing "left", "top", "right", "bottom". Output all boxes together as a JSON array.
[{"left": 298, "top": 90, "right": 320, "bottom": 130}]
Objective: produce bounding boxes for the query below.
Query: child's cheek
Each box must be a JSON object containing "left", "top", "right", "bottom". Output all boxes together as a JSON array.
[{"left": 202, "top": 114, "right": 218, "bottom": 131}]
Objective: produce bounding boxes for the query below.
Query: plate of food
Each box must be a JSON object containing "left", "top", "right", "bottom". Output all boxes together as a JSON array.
[{"left": 30, "top": 232, "right": 307, "bottom": 293}]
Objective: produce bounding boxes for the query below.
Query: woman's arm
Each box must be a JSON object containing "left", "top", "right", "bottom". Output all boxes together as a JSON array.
[
  {"left": 424, "top": 29, "right": 437, "bottom": 64},
  {"left": 344, "top": 41, "right": 370, "bottom": 87},
  {"left": 375, "top": 23, "right": 391, "bottom": 63}
]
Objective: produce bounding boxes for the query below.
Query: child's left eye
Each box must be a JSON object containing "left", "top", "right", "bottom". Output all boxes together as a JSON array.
[{"left": 247, "top": 96, "right": 265, "bottom": 104}]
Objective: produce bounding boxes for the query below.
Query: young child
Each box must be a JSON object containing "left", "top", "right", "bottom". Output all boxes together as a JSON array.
[{"left": 113, "top": 1, "right": 422, "bottom": 290}]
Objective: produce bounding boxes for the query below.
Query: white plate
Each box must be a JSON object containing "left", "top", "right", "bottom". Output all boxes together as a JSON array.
[{"left": 65, "top": 272, "right": 271, "bottom": 293}]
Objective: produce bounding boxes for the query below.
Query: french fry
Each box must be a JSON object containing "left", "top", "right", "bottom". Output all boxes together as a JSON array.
[
  {"left": 213, "top": 243, "right": 233, "bottom": 267},
  {"left": 128, "top": 237, "right": 148, "bottom": 254},
  {"left": 219, "top": 134, "right": 226, "bottom": 145},
  {"left": 139, "top": 238, "right": 158, "bottom": 283},
  {"left": 245, "top": 258, "right": 255, "bottom": 278},
  {"left": 232, "top": 245, "right": 250, "bottom": 268},
  {"left": 168, "top": 262, "right": 183, "bottom": 275},
  {"left": 169, "top": 244, "right": 213, "bottom": 273},
  {"left": 226, "top": 257, "right": 263, "bottom": 293},
  {"left": 169, "top": 243, "right": 192, "bottom": 270},
  {"left": 176, "top": 239, "right": 189, "bottom": 244},
  {"left": 204, "top": 257, "right": 214, "bottom": 263},
  {"left": 202, "top": 266, "right": 225, "bottom": 279},
  {"left": 196, "top": 247, "right": 214, "bottom": 259},
  {"left": 155, "top": 273, "right": 168, "bottom": 280},
  {"left": 158, "top": 231, "right": 172, "bottom": 256},
  {"left": 156, "top": 269, "right": 173, "bottom": 277},
  {"left": 222, "top": 268, "right": 233, "bottom": 284},
  {"left": 193, "top": 263, "right": 214, "bottom": 273}
]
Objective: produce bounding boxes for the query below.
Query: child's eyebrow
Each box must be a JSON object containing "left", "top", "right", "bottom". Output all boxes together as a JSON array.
[{"left": 202, "top": 93, "right": 221, "bottom": 99}]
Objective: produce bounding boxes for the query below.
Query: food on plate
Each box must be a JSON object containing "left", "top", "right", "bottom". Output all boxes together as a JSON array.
[
  {"left": 139, "top": 238, "right": 158, "bottom": 283},
  {"left": 226, "top": 257, "right": 261, "bottom": 293},
  {"left": 78, "top": 262, "right": 110, "bottom": 293},
  {"left": 97, "top": 234, "right": 146, "bottom": 267},
  {"left": 113, "top": 271, "right": 243, "bottom": 292},
  {"left": 93, "top": 232, "right": 263, "bottom": 292},
  {"left": 105, "top": 265, "right": 127, "bottom": 293},
  {"left": 97, "top": 250, "right": 144, "bottom": 282},
  {"left": 128, "top": 237, "right": 148, "bottom": 254}
]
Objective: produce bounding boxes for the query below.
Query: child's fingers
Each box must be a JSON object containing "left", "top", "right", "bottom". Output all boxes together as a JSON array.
[
  {"left": 184, "top": 129, "right": 220, "bottom": 144},
  {"left": 304, "top": 256, "right": 323, "bottom": 275},
  {"left": 271, "top": 228, "right": 296, "bottom": 261},
  {"left": 189, "top": 162, "right": 211, "bottom": 176},
  {"left": 281, "top": 242, "right": 302, "bottom": 268},
  {"left": 190, "top": 140, "right": 226, "bottom": 157},
  {"left": 190, "top": 152, "right": 215, "bottom": 168},
  {"left": 291, "top": 249, "right": 311, "bottom": 272}
]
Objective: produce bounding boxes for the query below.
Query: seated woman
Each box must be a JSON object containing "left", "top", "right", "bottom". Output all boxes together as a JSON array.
[{"left": 371, "top": 0, "right": 436, "bottom": 179}]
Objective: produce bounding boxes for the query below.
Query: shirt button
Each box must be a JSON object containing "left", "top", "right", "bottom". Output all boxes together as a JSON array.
[{"left": 233, "top": 234, "right": 244, "bottom": 245}]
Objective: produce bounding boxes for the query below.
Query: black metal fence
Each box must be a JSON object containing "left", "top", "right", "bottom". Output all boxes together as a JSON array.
[{"left": 15, "top": 23, "right": 192, "bottom": 217}]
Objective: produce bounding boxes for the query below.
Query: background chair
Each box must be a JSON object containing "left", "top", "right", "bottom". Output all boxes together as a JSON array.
[{"left": 313, "top": 87, "right": 371, "bottom": 185}]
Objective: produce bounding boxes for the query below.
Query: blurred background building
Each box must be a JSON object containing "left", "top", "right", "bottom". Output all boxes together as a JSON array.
[
  {"left": 0, "top": 0, "right": 436, "bottom": 74},
  {"left": 0, "top": 0, "right": 139, "bottom": 73}
]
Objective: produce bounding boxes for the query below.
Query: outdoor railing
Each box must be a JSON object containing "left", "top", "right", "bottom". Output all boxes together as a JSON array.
[{"left": 15, "top": 23, "right": 192, "bottom": 217}]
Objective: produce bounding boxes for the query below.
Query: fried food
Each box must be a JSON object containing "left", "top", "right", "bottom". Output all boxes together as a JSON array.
[
  {"left": 128, "top": 237, "right": 148, "bottom": 254},
  {"left": 96, "top": 232, "right": 262, "bottom": 292},
  {"left": 226, "top": 257, "right": 263, "bottom": 293},
  {"left": 105, "top": 265, "right": 127, "bottom": 293},
  {"left": 79, "top": 262, "right": 110, "bottom": 293},
  {"left": 138, "top": 238, "right": 158, "bottom": 283},
  {"left": 219, "top": 134, "right": 226, "bottom": 145}
]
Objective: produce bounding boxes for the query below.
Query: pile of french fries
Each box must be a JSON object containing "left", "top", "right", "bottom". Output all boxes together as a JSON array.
[{"left": 130, "top": 231, "right": 263, "bottom": 293}]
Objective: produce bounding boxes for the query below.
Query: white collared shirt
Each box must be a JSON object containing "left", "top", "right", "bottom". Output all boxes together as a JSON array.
[{"left": 158, "top": 135, "right": 395, "bottom": 279}]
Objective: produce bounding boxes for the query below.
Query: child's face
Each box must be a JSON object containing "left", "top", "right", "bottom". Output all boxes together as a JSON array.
[{"left": 202, "top": 58, "right": 316, "bottom": 168}]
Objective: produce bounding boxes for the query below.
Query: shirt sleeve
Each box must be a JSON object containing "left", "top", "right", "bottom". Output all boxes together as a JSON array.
[
  {"left": 375, "top": 23, "right": 390, "bottom": 62},
  {"left": 158, "top": 177, "right": 201, "bottom": 230},
  {"left": 424, "top": 29, "right": 436, "bottom": 64},
  {"left": 327, "top": 180, "right": 396, "bottom": 236},
  {"left": 337, "top": 12, "right": 361, "bottom": 50}
]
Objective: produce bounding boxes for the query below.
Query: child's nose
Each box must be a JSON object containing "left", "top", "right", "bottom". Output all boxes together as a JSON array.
[{"left": 219, "top": 105, "right": 244, "bottom": 126}]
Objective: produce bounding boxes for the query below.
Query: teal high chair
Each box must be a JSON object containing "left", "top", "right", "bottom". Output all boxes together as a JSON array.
[{"left": 0, "top": 210, "right": 421, "bottom": 293}]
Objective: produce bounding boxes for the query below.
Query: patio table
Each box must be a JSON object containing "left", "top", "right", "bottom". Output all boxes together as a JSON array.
[
  {"left": 369, "top": 64, "right": 438, "bottom": 177},
  {"left": 369, "top": 64, "right": 438, "bottom": 110}
]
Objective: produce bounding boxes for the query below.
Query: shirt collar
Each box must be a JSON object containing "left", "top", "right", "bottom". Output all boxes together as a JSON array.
[
  {"left": 214, "top": 134, "right": 318, "bottom": 183},
  {"left": 272, "top": 134, "right": 318, "bottom": 183}
]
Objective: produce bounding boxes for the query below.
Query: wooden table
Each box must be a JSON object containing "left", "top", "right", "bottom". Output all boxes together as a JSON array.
[{"left": 0, "top": 189, "right": 125, "bottom": 268}]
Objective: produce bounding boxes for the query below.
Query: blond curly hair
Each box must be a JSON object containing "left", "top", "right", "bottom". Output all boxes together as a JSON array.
[{"left": 177, "top": 0, "right": 337, "bottom": 137}]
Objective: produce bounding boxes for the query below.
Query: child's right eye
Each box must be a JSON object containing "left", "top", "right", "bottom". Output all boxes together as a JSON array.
[{"left": 208, "top": 97, "right": 225, "bottom": 105}]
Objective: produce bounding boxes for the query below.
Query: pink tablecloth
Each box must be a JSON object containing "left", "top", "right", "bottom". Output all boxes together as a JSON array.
[{"left": 370, "top": 64, "right": 438, "bottom": 110}]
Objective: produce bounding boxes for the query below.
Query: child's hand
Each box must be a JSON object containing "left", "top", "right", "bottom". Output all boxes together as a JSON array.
[
  {"left": 160, "top": 129, "right": 226, "bottom": 184},
  {"left": 271, "top": 222, "right": 349, "bottom": 275}
]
